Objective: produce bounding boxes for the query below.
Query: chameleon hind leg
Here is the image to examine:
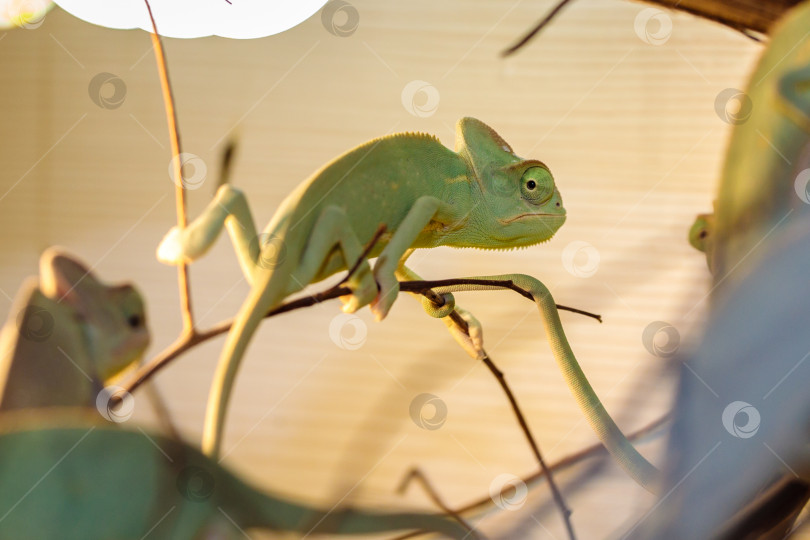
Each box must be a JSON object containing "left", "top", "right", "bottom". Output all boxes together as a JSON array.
[
  {"left": 201, "top": 205, "right": 379, "bottom": 457},
  {"left": 157, "top": 185, "right": 264, "bottom": 285},
  {"left": 295, "top": 205, "right": 378, "bottom": 311}
]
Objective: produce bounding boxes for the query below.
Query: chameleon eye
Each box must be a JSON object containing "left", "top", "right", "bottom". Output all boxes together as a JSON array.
[
  {"left": 127, "top": 313, "right": 143, "bottom": 329},
  {"left": 520, "top": 167, "right": 553, "bottom": 203}
]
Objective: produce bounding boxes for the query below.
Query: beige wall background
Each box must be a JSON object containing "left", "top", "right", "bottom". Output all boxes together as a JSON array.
[{"left": 0, "top": 1, "right": 764, "bottom": 538}]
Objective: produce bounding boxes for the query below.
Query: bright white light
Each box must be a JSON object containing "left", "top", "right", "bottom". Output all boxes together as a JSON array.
[
  {"left": 54, "top": 0, "right": 330, "bottom": 39},
  {"left": 0, "top": 0, "right": 53, "bottom": 29}
]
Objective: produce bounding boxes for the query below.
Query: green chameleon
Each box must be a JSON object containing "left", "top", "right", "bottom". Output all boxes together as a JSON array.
[
  {"left": 0, "top": 248, "right": 148, "bottom": 411},
  {"left": 0, "top": 253, "right": 469, "bottom": 539},
  {"left": 689, "top": 0, "right": 810, "bottom": 280},
  {"left": 687, "top": 212, "right": 714, "bottom": 270},
  {"left": 158, "top": 117, "right": 660, "bottom": 491},
  {"left": 0, "top": 413, "right": 470, "bottom": 539},
  {"left": 637, "top": 1, "right": 810, "bottom": 537}
]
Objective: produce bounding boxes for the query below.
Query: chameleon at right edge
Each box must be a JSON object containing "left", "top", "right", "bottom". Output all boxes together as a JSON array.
[
  {"left": 633, "top": 1, "right": 810, "bottom": 537},
  {"left": 687, "top": 0, "right": 810, "bottom": 281}
]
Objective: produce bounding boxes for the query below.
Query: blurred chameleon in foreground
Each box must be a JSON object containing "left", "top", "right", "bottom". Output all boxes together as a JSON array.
[
  {"left": 637, "top": 1, "right": 810, "bottom": 537},
  {"left": 0, "top": 249, "right": 148, "bottom": 411},
  {"left": 0, "top": 413, "right": 470, "bottom": 539},
  {"left": 687, "top": 0, "right": 810, "bottom": 281},
  {"left": 0, "top": 252, "right": 469, "bottom": 539}
]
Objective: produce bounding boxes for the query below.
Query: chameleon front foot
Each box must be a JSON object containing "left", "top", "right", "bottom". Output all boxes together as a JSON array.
[
  {"left": 369, "top": 275, "right": 400, "bottom": 321},
  {"left": 340, "top": 273, "right": 379, "bottom": 314}
]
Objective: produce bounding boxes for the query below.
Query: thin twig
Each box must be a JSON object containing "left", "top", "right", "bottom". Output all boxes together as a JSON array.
[
  {"left": 144, "top": 0, "right": 195, "bottom": 334},
  {"left": 390, "top": 413, "right": 670, "bottom": 540},
  {"left": 216, "top": 137, "right": 237, "bottom": 190},
  {"left": 418, "top": 291, "right": 575, "bottom": 537},
  {"left": 339, "top": 224, "right": 387, "bottom": 286},
  {"left": 482, "top": 349, "right": 575, "bottom": 539},
  {"left": 464, "top": 412, "right": 668, "bottom": 514},
  {"left": 503, "top": 0, "right": 772, "bottom": 57},
  {"left": 501, "top": 0, "right": 576, "bottom": 56},
  {"left": 261, "top": 279, "right": 599, "bottom": 322},
  {"left": 121, "top": 276, "right": 601, "bottom": 395},
  {"left": 397, "top": 469, "right": 483, "bottom": 538},
  {"left": 411, "top": 278, "right": 601, "bottom": 323}
]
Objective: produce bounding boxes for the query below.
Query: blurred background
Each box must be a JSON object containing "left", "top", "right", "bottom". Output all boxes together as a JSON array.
[{"left": 0, "top": 1, "right": 763, "bottom": 537}]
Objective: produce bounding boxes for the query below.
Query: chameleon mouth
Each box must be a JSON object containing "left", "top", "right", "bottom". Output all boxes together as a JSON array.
[{"left": 498, "top": 212, "right": 565, "bottom": 224}]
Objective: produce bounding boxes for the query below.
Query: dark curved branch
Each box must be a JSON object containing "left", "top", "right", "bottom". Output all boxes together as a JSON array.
[
  {"left": 122, "top": 277, "right": 600, "bottom": 396},
  {"left": 502, "top": 0, "right": 791, "bottom": 56}
]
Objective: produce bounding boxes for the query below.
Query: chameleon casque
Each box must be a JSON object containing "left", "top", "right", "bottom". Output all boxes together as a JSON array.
[
  {"left": 0, "top": 248, "right": 149, "bottom": 411},
  {"left": 158, "top": 116, "right": 659, "bottom": 493}
]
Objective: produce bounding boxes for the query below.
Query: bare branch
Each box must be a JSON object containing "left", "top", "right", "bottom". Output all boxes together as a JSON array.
[
  {"left": 123, "top": 276, "right": 601, "bottom": 395},
  {"left": 502, "top": 0, "right": 794, "bottom": 56},
  {"left": 389, "top": 413, "right": 670, "bottom": 540},
  {"left": 143, "top": 0, "right": 195, "bottom": 334}
]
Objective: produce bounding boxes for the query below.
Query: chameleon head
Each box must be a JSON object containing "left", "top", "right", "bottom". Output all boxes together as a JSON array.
[
  {"left": 39, "top": 248, "right": 150, "bottom": 380},
  {"left": 688, "top": 213, "right": 713, "bottom": 253},
  {"left": 688, "top": 212, "right": 715, "bottom": 272},
  {"left": 454, "top": 117, "right": 566, "bottom": 248}
]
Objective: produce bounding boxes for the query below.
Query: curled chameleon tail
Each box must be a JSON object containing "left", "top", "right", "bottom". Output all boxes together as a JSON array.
[{"left": 426, "top": 274, "right": 660, "bottom": 492}]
